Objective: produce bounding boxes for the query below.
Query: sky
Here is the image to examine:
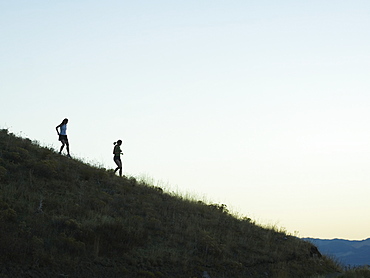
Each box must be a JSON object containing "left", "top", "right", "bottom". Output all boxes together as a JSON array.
[{"left": 1, "top": 1, "right": 370, "bottom": 240}]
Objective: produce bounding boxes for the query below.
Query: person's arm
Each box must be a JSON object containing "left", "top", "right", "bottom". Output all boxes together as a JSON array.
[{"left": 56, "top": 124, "right": 61, "bottom": 135}]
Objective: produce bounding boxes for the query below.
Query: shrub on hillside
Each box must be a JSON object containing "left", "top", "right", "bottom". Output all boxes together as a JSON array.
[
  {"left": 339, "top": 267, "right": 370, "bottom": 278},
  {"left": 0, "top": 166, "right": 7, "bottom": 181},
  {"left": 33, "top": 160, "right": 58, "bottom": 178}
]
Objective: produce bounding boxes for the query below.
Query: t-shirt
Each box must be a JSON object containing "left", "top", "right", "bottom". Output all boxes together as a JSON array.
[
  {"left": 60, "top": 124, "right": 67, "bottom": 135},
  {"left": 113, "top": 145, "right": 122, "bottom": 157}
]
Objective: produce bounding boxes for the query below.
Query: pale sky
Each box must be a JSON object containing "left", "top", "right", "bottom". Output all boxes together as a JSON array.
[{"left": 1, "top": 1, "right": 370, "bottom": 240}]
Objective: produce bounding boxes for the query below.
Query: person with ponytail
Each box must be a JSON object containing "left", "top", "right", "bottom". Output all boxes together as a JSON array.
[{"left": 113, "top": 140, "right": 123, "bottom": 176}]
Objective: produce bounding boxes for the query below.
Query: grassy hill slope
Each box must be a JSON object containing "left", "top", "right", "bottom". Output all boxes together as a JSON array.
[{"left": 0, "top": 129, "right": 343, "bottom": 277}]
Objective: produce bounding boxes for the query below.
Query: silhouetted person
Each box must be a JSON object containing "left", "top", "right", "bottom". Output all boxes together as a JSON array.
[
  {"left": 56, "top": 118, "right": 70, "bottom": 157},
  {"left": 113, "top": 140, "right": 123, "bottom": 176}
]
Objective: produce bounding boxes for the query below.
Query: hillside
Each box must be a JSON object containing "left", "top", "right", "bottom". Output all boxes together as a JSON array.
[
  {"left": 306, "top": 238, "right": 370, "bottom": 267},
  {"left": 0, "top": 129, "right": 344, "bottom": 277}
]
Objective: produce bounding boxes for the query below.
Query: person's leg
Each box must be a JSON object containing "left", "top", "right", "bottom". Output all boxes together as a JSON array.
[
  {"left": 117, "top": 160, "right": 122, "bottom": 176},
  {"left": 59, "top": 141, "right": 65, "bottom": 154},
  {"left": 65, "top": 141, "right": 70, "bottom": 156},
  {"left": 119, "top": 164, "right": 122, "bottom": 177},
  {"left": 114, "top": 159, "right": 122, "bottom": 176},
  {"left": 114, "top": 159, "right": 119, "bottom": 172}
]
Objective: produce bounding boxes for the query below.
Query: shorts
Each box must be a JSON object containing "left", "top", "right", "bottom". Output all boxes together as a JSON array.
[
  {"left": 114, "top": 156, "right": 121, "bottom": 162},
  {"left": 59, "top": 135, "right": 68, "bottom": 143}
]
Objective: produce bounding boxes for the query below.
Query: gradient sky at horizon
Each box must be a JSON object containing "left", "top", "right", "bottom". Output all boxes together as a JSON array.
[{"left": 1, "top": 1, "right": 370, "bottom": 240}]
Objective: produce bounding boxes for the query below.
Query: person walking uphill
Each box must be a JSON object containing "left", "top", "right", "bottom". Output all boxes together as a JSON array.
[
  {"left": 113, "top": 140, "right": 123, "bottom": 176},
  {"left": 56, "top": 118, "right": 71, "bottom": 157}
]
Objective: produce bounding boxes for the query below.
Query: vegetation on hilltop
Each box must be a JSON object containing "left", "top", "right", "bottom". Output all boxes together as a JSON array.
[{"left": 0, "top": 128, "right": 363, "bottom": 277}]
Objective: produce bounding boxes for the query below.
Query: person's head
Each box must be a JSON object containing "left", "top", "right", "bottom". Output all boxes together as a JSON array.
[
  {"left": 114, "top": 140, "right": 122, "bottom": 146},
  {"left": 62, "top": 118, "right": 68, "bottom": 125}
]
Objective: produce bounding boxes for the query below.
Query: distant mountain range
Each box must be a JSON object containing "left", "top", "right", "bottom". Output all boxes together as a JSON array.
[{"left": 304, "top": 238, "right": 370, "bottom": 266}]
